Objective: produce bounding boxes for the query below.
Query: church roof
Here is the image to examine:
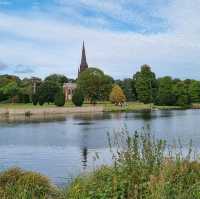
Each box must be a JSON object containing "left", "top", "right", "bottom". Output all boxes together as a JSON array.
[{"left": 79, "top": 41, "right": 88, "bottom": 75}]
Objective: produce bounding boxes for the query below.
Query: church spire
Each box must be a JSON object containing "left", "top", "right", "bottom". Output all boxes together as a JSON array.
[{"left": 79, "top": 41, "right": 88, "bottom": 76}]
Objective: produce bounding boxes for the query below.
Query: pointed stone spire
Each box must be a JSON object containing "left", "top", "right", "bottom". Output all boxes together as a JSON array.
[{"left": 79, "top": 41, "right": 88, "bottom": 75}]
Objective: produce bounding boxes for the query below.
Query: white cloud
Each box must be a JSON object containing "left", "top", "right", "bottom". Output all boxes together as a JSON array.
[
  {"left": 55, "top": 0, "right": 167, "bottom": 31},
  {"left": 0, "top": 0, "right": 199, "bottom": 79}
]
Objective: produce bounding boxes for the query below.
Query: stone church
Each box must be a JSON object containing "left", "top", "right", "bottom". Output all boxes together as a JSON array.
[{"left": 63, "top": 42, "right": 88, "bottom": 100}]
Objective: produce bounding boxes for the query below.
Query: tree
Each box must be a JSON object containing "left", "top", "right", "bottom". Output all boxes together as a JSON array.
[
  {"left": 1, "top": 82, "right": 19, "bottom": 103},
  {"left": 72, "top": 88, "right": 84, "bottom": 107},
  {"left": 77, "top": 68, "right": 113, "bottom": 103},
  {"left": 38, "top": 95, "right": 45, "bottom": 106},
  {"left": 38, "top": 81, "right": 60, "bottom": 104},
  {"left": 109, "top": 85, "right": 126, "bottom": 105},
  {"left": 133, "top": 65, "right": 157, "bottom": 104},
  {"left": 32, "top": 94, "right": 38, "bottom": 106},
  {"left": 45, "top": 74, "right": 68, "bottom": 86},
  {"left": 173, "top": 81, "right": 190, "bottom": 107},
  {"left": 115, "top": 78, "right": 136, "bottom": 101},
  {"left": 188, "top": 80, "right": 200, "bottom": 103},
  {"left": 54, "top": 90, "right": 65, "bottom": 107},
  {"left": 156, "top": 76, "right": 176, "bottom": 105},
  {"left": 18, "top": 94, "right": 30, "bottom": 104}
]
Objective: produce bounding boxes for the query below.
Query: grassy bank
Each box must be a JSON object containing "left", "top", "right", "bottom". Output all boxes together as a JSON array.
[
  {"left": 0, "top": 131, "right": 199, "bottom": 199},
  {"left": 103, "top": 102, "right": 181, "bottom": 112},
  {"left": 0, "top": 101, "right": 181, "bottom": 112}
]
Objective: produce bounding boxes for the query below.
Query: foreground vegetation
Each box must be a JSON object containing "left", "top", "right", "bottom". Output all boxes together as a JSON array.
[
  {"left": 0, "top": 130, "right": 199, "bottom": 199},
  {"left": 66, "top": 131, "right": 200, "bottom": 199}
]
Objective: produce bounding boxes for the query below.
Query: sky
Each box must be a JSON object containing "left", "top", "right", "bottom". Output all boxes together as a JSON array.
[{"left": 0, "top": 0, "right": 199, "bottom": 79}]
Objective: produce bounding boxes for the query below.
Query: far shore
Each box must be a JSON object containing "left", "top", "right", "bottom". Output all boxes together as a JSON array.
[{"left": 0, "top": 101, "right": 197, "bottom": 117}]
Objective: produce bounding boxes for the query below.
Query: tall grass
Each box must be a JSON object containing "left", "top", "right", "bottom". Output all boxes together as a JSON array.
[{"left": 66, "top": 130, "right": 200, "bottom": 199}]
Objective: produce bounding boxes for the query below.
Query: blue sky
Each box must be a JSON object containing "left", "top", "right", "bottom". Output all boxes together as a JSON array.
[{"left": 0, "top": 0, "right": 199, "bottom": 79}]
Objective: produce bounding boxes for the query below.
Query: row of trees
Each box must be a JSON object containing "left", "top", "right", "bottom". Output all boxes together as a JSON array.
[
  {"left": 0, "top": 74, "right": 68, "bottom": 106},
  {"left": 1, "top": 65, "right": 200, "bottom": 107},
  {"left": 131, "top": 65, "right": 199, "bottom": 107},
  {"left": 75, "top": 65, "right": 199, "bottom": 107}
]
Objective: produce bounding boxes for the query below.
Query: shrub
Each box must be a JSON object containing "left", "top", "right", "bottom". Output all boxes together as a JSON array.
[
  {"left": 72, "top": 88, "right": 84, "bottom": 107},
  {"left": 0, "top": 168, "right": 60, "bottom": 199},
  {"left": 32, "top": 94, "right": 38, "bottom": 106},
  {"left": 109, "top": 84, "right": 126, "bottom": 105},
  {"left": 38, "top": 95, "right": 45, "bottom": 106},
  {"left": 54, "top": 90, "right": 65, "bottom": 107}
]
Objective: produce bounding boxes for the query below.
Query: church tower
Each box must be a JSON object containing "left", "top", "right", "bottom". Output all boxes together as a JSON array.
[{"left": 78, "top": 41, "right": 88, "bottom": 77}]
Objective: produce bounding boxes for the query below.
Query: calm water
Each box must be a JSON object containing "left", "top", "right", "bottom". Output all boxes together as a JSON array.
[{"left": 0, "top": 110, "right": 200, "bottom": 186}]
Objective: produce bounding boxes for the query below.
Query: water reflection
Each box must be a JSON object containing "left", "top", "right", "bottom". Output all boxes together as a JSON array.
[{"left": 81, "top": 147, "right": 88, "bottom": 170}]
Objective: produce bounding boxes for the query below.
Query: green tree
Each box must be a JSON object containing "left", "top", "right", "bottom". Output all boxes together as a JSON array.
[
  {"left": 115, "top": 78, "right": 136, "bottom": 101},
  {"left": 45, "top": 74, "right": 68, "bottom": 86},
  {"left": 1, "top": 82, "right": 19, "bottom": 103},
  {"left": 173, "top": 81, "right": 190, "bottom": 107},
  {"left": 38, "top": 95, "right": 45, "bottom": 106},
  {"left": 133, "top": 65, "right": 157, "bottom": 104},
  {"left": 156, "top": 76, "right": 176, "bottom": 105},
  {"left": 54, "top": 90, "right": 65, "bottom": 107},
  {"left": 188, "top": 80, "right": 200, "bottom": 103},
  {"left": 109, "top": 85, "right": 126, "bottom": 105},
  {"left": 72, "top": 88, "right": 84, "bottom": 107},
  {"left": 32, "top": 94, "right": 38, "bottom": 105},
  {"left": 38, "top": 81, "right": 60, "bottom": 104},
  {"left": 77, "top": 68, "right": 113, "bottom": 103}
]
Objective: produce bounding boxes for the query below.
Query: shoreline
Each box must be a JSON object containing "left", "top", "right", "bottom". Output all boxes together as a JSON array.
[
  {"left": 0, "top": 106, "right": 104, "bottom": 117},
  {"left": 0, "top": 102, "right": 199, "bottom": 117}
]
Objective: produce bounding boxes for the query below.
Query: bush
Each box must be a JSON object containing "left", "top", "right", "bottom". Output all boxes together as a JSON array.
[
  {"left": 72, "top": 89, "right": 84, "bottom": 107},
  {"left": 54, "top": 90, "right": 65, "bottom": 107},
  {"left": 38, "top": 95, "right": 45, "bottom": 106},
  {"left": 32, "top": 94, "right": 38, "bottom": 106},
  {"left": 0, "top": 168, "right": 60, "bottom": 199}
]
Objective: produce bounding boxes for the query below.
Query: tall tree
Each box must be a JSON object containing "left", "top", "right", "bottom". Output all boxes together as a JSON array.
[
  {"left": 133, "top": 65, "right": 157, "bottom": 104},
  {"left": 38, "top": 81, "right": 60, "bottom": 104},
  {"left": 173, "top": 81, "right": 190, "bottom": 107},
  {"left": 188, "top": 80, "right": 200, "bottom": 103},
  {"left": 77, "top": 68, "right": 113, "bottom": 103},
  {"left": 156, "top": 76, "right": 176, "bottom": 105}
]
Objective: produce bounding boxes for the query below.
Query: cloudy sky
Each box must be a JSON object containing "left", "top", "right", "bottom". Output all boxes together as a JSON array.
[{"left": 0, "top": 0, "right": 199, "bottom": 79}]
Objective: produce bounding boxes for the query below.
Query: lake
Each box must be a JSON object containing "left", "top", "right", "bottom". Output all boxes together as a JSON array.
[{"left": 0, "top": 109, "right": 200, "bottom": 186}]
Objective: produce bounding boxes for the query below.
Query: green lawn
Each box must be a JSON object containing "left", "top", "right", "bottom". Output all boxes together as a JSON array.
[
  {"left": 103, "top": 102, "right": 181, "bottom": 112},
  {"left": 0, "top": 101, "right": 181, "bottom": 111}
]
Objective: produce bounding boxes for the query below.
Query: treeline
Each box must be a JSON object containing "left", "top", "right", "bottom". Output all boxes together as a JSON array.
[
  {"left": 118, "top": 65, "right": 200, "bottom": 107},
  {"left": 0, "top": 74, "right": 68, "bottom": 106},
  {"left": 0, "top": 65, "right": 200, "bottom": 107}
]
